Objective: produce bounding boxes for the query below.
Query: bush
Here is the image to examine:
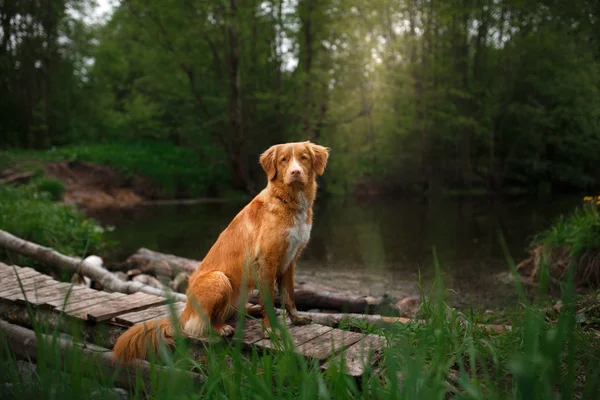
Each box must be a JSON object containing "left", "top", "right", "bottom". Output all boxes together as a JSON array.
[
  {"left": 34, "top": 178, "right": 65, "bottom": 201},
  {"left": 523, "top": 196, "right": 600, "bottom": 287},
  {"left": 0, "top": 184, "right": 105, "bottom": 275}
]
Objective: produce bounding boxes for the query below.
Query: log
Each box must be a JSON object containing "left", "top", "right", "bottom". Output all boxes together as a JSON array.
[
  {"left": 0, "top": 229, "right": 186, "bottom": 302},
  {"left": 251, "top": 282, "right": 402, "bottom": 316},
  {"left": 117, "top": 248, "right": 201, "bottom": 279},
  {"left": 0, "top": 319, "right": 202, "bottom": 391},
  {"left": 119, "top": 248, "right": 401, "bottom": 315},
  {"left": 294, "top": 311, "right": 511, "bottom": 333}
]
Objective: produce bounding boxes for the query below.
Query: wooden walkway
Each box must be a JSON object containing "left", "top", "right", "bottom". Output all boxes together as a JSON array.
[{"left": 0, "top": 263, "right": 386, "bottom": 377}]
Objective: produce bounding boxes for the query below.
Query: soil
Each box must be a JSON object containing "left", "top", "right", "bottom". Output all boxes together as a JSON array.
[{"left": 42, "top": 161, "right": 166, "bottom": 209}]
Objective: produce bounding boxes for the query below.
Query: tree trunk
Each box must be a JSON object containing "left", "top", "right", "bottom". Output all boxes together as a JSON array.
[
  {"left": 228, "top": 0, "right": 254, "bottom": 194},
  {"left": 300, "top": 0, "right": 314, "bottom": 138},
  {"left": 0, "top": 229, "right": 186, "bottom": 302}
]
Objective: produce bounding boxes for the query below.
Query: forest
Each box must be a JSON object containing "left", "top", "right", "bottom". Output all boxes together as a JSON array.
[{"left": 2, "top": 0, "right": 599, "bottom": 196}]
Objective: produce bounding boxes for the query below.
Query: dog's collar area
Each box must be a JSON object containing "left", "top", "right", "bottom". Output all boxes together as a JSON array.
[{"left": 273, "top": 193, "right": 308, "bottom": 212}]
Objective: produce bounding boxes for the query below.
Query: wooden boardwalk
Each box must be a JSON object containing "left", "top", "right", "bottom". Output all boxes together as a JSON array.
[{"left": 0, "top": 263, "right": 386, "bottom": 377}]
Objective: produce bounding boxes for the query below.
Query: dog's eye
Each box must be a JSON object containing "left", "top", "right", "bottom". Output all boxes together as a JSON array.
[
  {"left": 301, "top": 155, "right": 308, "bottom": 160},
  {"left": 281, "top": 157, "right": 287, "bottom": 162}
]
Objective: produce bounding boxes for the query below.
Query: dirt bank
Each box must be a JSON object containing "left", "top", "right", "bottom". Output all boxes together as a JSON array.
[
  {"left": 0, "top": 160, "right": 168, "bottom": 209},
  {"left": 43, "top": 161, "right": 167, "bottom": 209}
]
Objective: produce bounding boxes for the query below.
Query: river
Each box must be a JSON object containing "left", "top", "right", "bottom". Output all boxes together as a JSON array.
[{"left": 89, "top": 194, "right": 582, "bottom": 311}]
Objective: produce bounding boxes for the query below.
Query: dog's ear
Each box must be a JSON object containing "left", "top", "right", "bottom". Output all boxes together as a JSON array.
[
  {"left": 309, "top": 143, "right": 330, "bottom": 176},
  {"left": 260, "top": 145, "right": 278, "bottom": 180}
]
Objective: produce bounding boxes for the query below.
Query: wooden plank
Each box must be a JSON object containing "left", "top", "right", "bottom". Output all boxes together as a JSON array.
[
  {"left": 0, "top": 262, "right": 13, "bottom": 271},
  {"left": 255, "top": 324, "right": 333, "bottom": 350},
  {"left": 85, "top": 291, "right": 167, "bottom": 322},
  {"left": 298, "top": 329, "right": 364, "bottom": 361},
  {"left": 49, "top": 288, "right": 109, "bottom": 310},
  {"left": 22, "top": 285, "right": 87, "bottom": 306},
  {"left": 62, "top": 292, "right": 126, "bottom": 315},
  {"left": 10, "top": 282, "right": 73, "bottom": 303},
  {"left": 12, "top": 281, "right": 70, "bottom": 301},
  {"left": 321, "top": 334, "right": 387, "bottom": 377},
  {"left": 0, "top": 268, "right": 40, "bottom": 283},
  {"left": 114, "top": 302, "right": 186, "bottom": 326},
  {"left": 0, "top": 277, "right": 54, "bottom": 297},
  {"left": 239, "top": 319, "right": 267, "bottom": 345},
  {"left": 0, "top": 271, "right": 46, "bottom": 289}
]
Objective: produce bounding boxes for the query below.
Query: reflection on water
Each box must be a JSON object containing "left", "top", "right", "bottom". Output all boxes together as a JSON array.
[{"left": 89, "top": 194, "right": 581, "bottom": 310}]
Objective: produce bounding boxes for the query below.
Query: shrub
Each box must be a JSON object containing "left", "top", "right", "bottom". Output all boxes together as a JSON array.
[{"left": 0, "top": 184, "right": 105, "bottom": 276}]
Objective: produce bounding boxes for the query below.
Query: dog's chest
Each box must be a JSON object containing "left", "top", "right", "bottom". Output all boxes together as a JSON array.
[{"left": 281, "top": 208, "right": 311, "bottom": 273}]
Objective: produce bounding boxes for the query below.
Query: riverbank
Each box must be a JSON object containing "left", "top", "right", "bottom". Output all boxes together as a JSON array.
[{"left": 0, "top": 142, "right": 247, "bottom": 208}]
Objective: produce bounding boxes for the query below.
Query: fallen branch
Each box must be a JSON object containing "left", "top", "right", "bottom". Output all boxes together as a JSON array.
[
  {"left": 0, "top": 229, "right": 186, "bottom": 302},
  {"left": 0, "top": 319, "right": 202, "bottom": 391}
]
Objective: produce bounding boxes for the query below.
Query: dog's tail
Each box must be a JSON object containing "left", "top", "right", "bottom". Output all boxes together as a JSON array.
[{"left": 112, "top": 317, "right": 177, "bottom": 362}]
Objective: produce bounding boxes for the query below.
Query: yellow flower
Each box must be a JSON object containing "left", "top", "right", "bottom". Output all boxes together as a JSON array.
[{"left": 584, "top": 196, "right": 593, "bottom": 201}]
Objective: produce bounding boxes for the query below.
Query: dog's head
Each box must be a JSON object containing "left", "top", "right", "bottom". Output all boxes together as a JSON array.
[{"left": 260, "top": 141, "right": 329, "bottom": 186}]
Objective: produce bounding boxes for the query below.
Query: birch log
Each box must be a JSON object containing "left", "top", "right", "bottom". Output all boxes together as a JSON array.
[{"left": 0, "top": 229, "right": 186, "bottom": 302}]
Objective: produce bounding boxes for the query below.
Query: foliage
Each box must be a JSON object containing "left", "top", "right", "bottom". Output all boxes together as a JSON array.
[
  {"left": 1, "top": 255, "right": 599, "bottom": 399},
  {"left": 3, "top": 0, "right": 600, "bottom": 195},
  {"left": 2, "top": 141, "right": 231, "bottom": 198},
  {"left": 0, "top": 184, "right": 105, "bottom": 273},
  {"left": 535, "top": 197, "right": 600, "bottom": 260},
  {"left": 34, "top": 178, "right": 66, "bottom": 201}
]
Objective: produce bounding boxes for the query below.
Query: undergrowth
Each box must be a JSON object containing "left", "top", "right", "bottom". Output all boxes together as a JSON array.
[
  {"left": 0, "top": 184, "right": 106, "bottom": 276},
  {"left": 535, "top": 197, "right": 600, "bottom": 259},
  {"left": 1, "top": 248, "right": 599, "bottom": 399},
  {"left": 0, "top": 141, "right": 232, "bottom": 198}
]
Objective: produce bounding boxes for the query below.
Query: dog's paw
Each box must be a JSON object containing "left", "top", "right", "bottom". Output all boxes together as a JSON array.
[
  {"left": 292, "top": 315, "right": 312, "bottom": 326},
  {"left": 217, "top": 324, "right": 235, "bottom": 337}
]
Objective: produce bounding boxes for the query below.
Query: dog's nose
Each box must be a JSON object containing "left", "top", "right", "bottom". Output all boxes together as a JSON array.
[{"left": 290, "top": 168, "right": 301, "bottom": 177}]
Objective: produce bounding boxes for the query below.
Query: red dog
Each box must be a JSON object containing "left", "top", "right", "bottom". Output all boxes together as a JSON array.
[{"left": 113, "top": 141, "right": 329, "bottom": 361}]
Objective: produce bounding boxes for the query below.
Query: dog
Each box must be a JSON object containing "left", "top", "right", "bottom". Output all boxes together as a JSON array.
[{"left": 113, "top": 141, "right": 329, "bottom": 361}]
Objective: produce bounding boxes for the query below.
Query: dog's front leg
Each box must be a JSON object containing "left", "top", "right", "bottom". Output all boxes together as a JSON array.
[
  {"left": 256, "top": 265, "right": 277, "bottom": 338},
  {"left": 281, "top": 262, "right": 312, "bottom": 326}
]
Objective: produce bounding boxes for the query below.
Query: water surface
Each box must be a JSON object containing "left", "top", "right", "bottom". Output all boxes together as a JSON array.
[{"left": 89, "top": 195, "right": 581, "bottom": 310}]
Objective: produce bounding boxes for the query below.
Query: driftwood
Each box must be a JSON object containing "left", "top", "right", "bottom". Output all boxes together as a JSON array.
[
  {"left": 0, "top": 319, "right": 202, "bottom": 391},
  {"left": 0, "top": 229, "right": 186, "bottom": 302},
  {"left": 116, "top": 248, "right": 201, "bottom": 280}
]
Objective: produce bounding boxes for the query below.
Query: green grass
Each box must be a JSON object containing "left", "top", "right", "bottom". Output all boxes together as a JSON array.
[
  {"left": 0, "top": 183, "right": 106, "bottom": 276},
  {"left": 0, "top": 141, "right": 232, "bottom": 198},
  {"left": 534, "top": 199, "right": 600, "bottom": 259},
  {"left": 1, "top": 249, "right": 599, "bottom": 399}
]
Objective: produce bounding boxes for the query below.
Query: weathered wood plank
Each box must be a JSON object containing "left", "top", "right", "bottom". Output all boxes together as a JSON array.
[
  {"left": 22, "top": 285, "right": 87, "bottom": 305},
  {"left": 85, "top": 292, "right": 167, "bottom": 322},
  {"left": 238, "top": 319, "right": 266, "bottom": 345},
  {"left": 114, "top": 302, "right": 186, "bottom": 326},
  {"left": 0, "top": 277, "right": 55, "bottom": 297},
  {"left": 0, "top": 262, "right": 13, "bottom": 271},
  {"left": 0, "top": 267, "right": 40, "bottom": 283},
  {"left": 298, "top": 329, "right": 364, "bottom": 361},
  {"left": 0, "top": 271, "right": 46, "bottom": 288},
  {"left": 255, "top": 324, "right": 333, "bottom": 350},
  {"left": 49, "top": 288, "right": 109, "bottom": 310},
  {"left": 321, "top": 334, "right": 387, "bottom": 377},
  {"left": 10, "top": 281, "right": 73, "bottom": 303},
  {"left": 63, "top": 292, "right": 126, "bottom": 316}
]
